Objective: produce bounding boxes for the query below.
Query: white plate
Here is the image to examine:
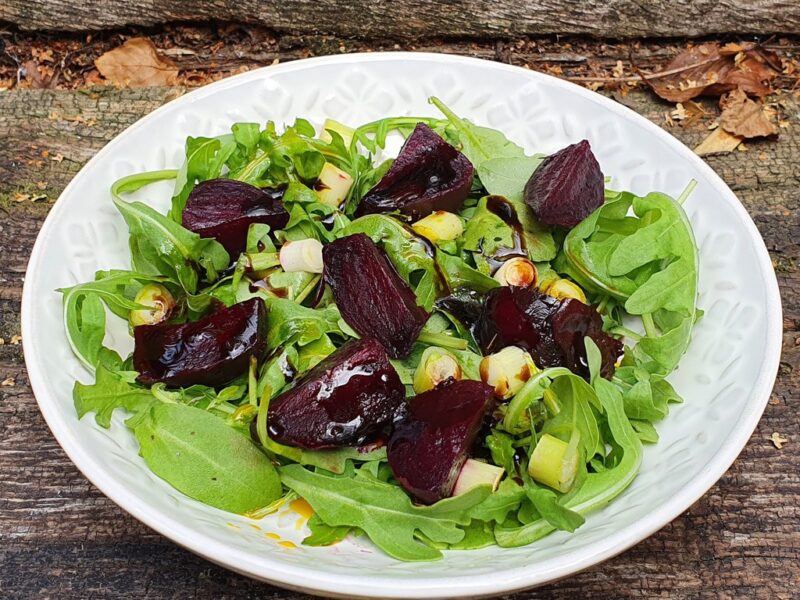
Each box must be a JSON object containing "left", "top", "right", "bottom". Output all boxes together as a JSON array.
[{"left": 22, "top": 53, "right": 782, "bottom": 598}]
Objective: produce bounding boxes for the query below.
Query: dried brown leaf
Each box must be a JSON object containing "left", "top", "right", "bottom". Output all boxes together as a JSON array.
[
  {"left": 720, "top": 89, "right": 779, "bottom": 138},
  {"left": 771, "top": 432, "right": 788, "bottom": 449},
  {"left": 22, "top": 60, "right": 51, "bottom": 89},
  {"left": 640, "top": 42, "right": 782, "bottom": 103},
  {"left": 694, "top": 126, "right": 743, "bottom": 156},
  {"left": 95, "top": 38, "right": 179, "bottom": 87}
]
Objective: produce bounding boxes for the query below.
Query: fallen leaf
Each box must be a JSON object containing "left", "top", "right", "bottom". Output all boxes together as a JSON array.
[
  {"left": 720, "top": 89, "right": 779, "bottom": 138},
  {"left": 95, "top": 38, "right": 179, "bottom": 87},
  {"left": 10, "top": 335, "right": 21, "bottom": 345},
  {"left": 22, "top": 59, "right": 51, "bottom": 89},
  {"left": 1, "top": 378, "right": 15, "bottom": 387},
  {"left": 771, "top": 432, "right": 788, "bottom": 449},
  {"left": 639, "top": 42, "right": 781, "bottom": 103},
  {"left": 694, "top": 126, "right": 743, "bottom": 156}
]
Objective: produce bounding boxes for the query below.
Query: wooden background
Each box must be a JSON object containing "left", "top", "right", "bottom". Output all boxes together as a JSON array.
[{"left": 0, "top": 4, "right": 798, "bottom": 599}]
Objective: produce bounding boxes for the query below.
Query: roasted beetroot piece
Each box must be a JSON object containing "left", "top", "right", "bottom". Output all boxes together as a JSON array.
[
  {"left": 323, "top": 233, "right": 428, "bottom": 359},
  {"left": 551, "top": 299, "right": 623, "bottom": 379},
  {"left": 134, "top": 298, "right": 267, "bottom": 387},
  {"left": 388, "top": 379, "right": 496, "bottom": 504},
  {"left": 476, "top": 287, "right": 621, "bottom": 379},
  {"left": 476, "top": 286, "right": 563, "bottom": 366},
  {"left": 523, "top": 140, "right": 604, "bottom": 228},
  {"left": 356, "top": 123, "right": 474, "bottom": 220},
  {"left": 182, "top": 179, "right": 289, "bottom": 256},
  {"left": 267, "top": 338, "right": 405, "bottom": 449}
]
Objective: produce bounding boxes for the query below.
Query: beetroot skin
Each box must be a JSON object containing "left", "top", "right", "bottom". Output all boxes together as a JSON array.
[
  {"left": 134, "top": 298, "right": 267, "bottom": 387},
  {"left": 523, "top": 140, "right": 604, "bottom": 228},
  {"left": 267, "top": 337, "right": 405, "bottom": 449},
  {"left": 388, "top": 379, "right": 496, "bottom": 504},
  {"left": 323, "top": 233, "right": 428, "bottom": 359},
  {"left": 182, "top": 179, "right": 289, "bottom": 256},
  {"left": 356, "top": 123, "right": 474, "bottom": 220},
  {"left": 476, "top": 286, "right": 621, "bottom": 379}
]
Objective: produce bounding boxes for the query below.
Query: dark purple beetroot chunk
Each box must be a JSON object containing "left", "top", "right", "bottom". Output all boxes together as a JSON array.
[
  {"left": 134, "top": 298, "right": 266, "bottom": 387},
  {"left": 388, "top": 379, "right": 495, "bottom": 504},
  {"left": 323, "top": 233, "right": 428, "bottom": 359},
  {"left": 476, "top": 286, "right": 563, "bottom": 367},
  {"left": 523, "top": 140, "right": 604, "bottom": 228},
  {"left": 356, "top": 123, "right": 474, "bottom": 220},
  {"left": 476, "top": 287, "right": 621, "bottom": 379},
  {"left": 182, "top": 179, "right": 289, "bottom": 256},
  {"left": 551, "top": 299, "right": 623, "bottom": 379},
  {"left": 267, "top": 338, "right": 405, "bottom": 449}
]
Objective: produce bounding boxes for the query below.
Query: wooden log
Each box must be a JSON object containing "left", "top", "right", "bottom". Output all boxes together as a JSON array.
[
  {"left": 1, "top": 0, "right": 799, "bottom": 39},
  {"left": 0, "top": 85, "right": 798, "bottom": 598}
]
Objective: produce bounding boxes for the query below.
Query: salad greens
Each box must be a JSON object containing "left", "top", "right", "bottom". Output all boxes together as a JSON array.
[{"left": 61, "top": 97, "right": 699, "bottom": 561}]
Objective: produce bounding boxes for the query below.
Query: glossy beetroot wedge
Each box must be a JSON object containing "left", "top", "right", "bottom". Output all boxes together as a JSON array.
[
  {"left": 476, "top": 286, "right": 563, "bottom": 367},
  {"left": 182, "top": 179, "right": 289, "bottom": 256},
  {"left": 134, "top": 298, "right": 267, "bottom": 387},
  {"left": 323, "top": 233, "right": 428, "bottom": 358},
  {"left": 267, "top": 338, "right": 405, "bottom": 449},
  {"left": 356, "top": 123, "right": 474, "bottom": 220},
  {"left": 551, "top": 298, "right": 623, "bottom": 379},
  {"left": 388, "top": 379, "right": 495, "bottom": 504},
  {"left": 476, "top": 287, "right": 621, "bottom": 379},
  {"left": 523, "top": 140, "right": 604, "bottom": 228}
]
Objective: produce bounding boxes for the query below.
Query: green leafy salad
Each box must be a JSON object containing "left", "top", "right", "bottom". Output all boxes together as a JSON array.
[{"left": 62, "top": 96, "right": 700, "bottom": 561}]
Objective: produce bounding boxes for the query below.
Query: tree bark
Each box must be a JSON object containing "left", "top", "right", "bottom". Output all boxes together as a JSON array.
[
  {"left": 0, "top": 83, "right": 798, "bottom": 599},
  {"left": 2, "top": 0, "right": 799, "bottom": 38}
]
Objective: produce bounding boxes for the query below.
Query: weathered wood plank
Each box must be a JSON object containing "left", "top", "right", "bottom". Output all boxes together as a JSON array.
[
  {"left": 0, "top": 84, "right": 798, "bottom": 599},
  {"left": 2, "top": 0, "right": 799, "bottom": 39}
]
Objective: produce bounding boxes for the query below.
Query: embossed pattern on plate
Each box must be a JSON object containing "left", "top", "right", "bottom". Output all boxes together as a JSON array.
[{"left": 22, "top": 53, "right": 782, "bottom": 599}]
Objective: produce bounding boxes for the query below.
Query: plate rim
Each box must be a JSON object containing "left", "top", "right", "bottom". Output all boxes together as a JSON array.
[{"left": 21, "top": 51, "right": 783, "bottom": 598}]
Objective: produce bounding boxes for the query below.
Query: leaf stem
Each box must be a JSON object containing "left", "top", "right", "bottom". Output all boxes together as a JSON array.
[
  {"left": 609, "top": 326, "right": 643, "bottom": 341},
  {"left": 256, "top": 384, "right": 272, "bottom": 448},
  {"left": 111, "top": 169, "right": 179, "bottom": 203},
  {"left": 641, "top": 313, "right": 659, "bottom": 338},
  {"left": 675, "top": 179, "right": 698, "bottom": 206},
  {"left": 294, "top": 274, "right": 322, "bottom": 304},
  {"left": 416, "top": 331, "right": 468, "bottom": 351}
]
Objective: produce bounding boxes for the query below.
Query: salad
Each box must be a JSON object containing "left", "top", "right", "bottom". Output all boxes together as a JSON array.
[{"left": 62, "top": 96, "right": 699, "bottom": 561}]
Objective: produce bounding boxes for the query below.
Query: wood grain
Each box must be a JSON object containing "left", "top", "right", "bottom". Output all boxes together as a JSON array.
[
  {"left": 0, "top": 83, "right": 798, "bottom": 598},
  {"left": 2, "top": 0, "right": 800, "bottom": 39}
]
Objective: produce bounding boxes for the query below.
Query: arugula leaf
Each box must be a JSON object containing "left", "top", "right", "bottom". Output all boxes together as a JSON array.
[
  {"left": 279, "top": 464, "right": 479, "bottom": 561},
  {"left": 462, "top": 197, "right": 555, "bottom": 267},
  {"left": 429, "top": 99, "right": 553, "bottom": 255},
  {"left": 542, "top": 373, "right": 602, "bottom": 458},
  {"left": 111, "top": 172, "right": 230, "bottom": 292},
  {"left": 524, "top": 483, "right": 585, "bottom": 532},
  {"left": 447, "top": 521, "right": 496, "bottom": 550},
  {"left": 74, "top": 364, "right": 155, "bottom": 428},
  {"left": 430, "top": 97, "right": 529, "bottom": 166},
  {"left": 295, "top": 334, "right": 337, "bottom": 372},
  {"left": 133, "top": 403, "right": 282, "bottom": 514},
  {"left": 303, "top": 514, "right": 352, "bottom": 547},
  {"left": 511, "top": 199, "right": 557, "bottom": 262},
  {"left": 60, "top": 270, "right": 170, "bottom": 370},
  {"left": 561, "top": 188, "right": 699, "bottom": 377},
  {"left": 435, "top": 252, "right": 499, "bottom": 293},
  {"left": 462, "top": 197, "right": 516, "bottom": 267},
  {"left": 495, "top": 376, "right": 642, "bottom": 547},
  {"left": 169, "top": 134, "right": 237, "bottom": 221},
  {"left": 468, "top": 478, "right": 525, "bottom": 523},
  {"left": 230, "top": 121, "right": 326, "bottom": 187},
  {"left": 264, "top": 298, "right": 342, "bottom": 352},
  {"left": 477, "top": 156, "right": 542, "bottom": 203}
]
